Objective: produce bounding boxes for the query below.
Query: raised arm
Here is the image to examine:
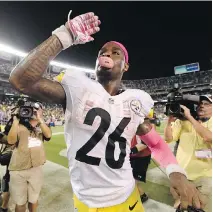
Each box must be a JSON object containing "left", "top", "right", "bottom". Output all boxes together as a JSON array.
[
  {"left": 9, "top": 11, "right": 101, "bottom": 104},
  {"left": 9, "top": 36, "right": 65, "bottom": 104}
]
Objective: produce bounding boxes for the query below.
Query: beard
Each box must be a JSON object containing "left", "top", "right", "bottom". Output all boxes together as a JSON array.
[
  {"left": 197, "top": 109, "right": 212, "bottom": 120},
  {"left": 96, "top": 67, "right": 114, "bottom": 83}
]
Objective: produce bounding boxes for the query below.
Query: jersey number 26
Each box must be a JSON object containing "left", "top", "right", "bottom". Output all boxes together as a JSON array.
[{"left": 75, "top": 108, "right": 131, "bottom": 169}]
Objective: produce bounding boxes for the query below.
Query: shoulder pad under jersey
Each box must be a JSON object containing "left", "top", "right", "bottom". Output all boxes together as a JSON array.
[{"left": 53, "top": 70, "right": 66, "bottom": 83}]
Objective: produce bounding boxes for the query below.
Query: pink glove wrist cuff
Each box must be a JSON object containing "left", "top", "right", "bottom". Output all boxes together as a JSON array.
[
  {"left": 52, "top": 25, "right": 73, "bottom": 50},
  {"left": 166, "top": 164, "right": 188, "bottom": 179}
]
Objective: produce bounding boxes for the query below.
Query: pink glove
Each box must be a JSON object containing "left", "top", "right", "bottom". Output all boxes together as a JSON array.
[{"left": 67, "top": 10, "right": 101, "bottom": 45}]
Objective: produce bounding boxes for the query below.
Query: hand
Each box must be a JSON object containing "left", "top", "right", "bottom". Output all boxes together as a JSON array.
[
  {"left": 36, "top": 108, "right": 43, "bottom": 121},
  {"left": 13, "top": 108, "right": 19, "bottom": 121},
  {"left": 180, "top": 105, "right": 192, "bottom": 120},
  {"left": 11, "top": 107, "right": 19, "bottom": 117},
  {"left": 14, "top": 108, "right": 19, "bottom": 114},
  {"left": 130, "top": 146, "right": 139, "bottom": 155},
  {"left": 13, "top": 115, "right": 19, "bottom": 122},
  {"left": 65, "top": 10, "right": 101, "bottom": 45},
  {"left": 168, "top": 115, "right": 177, "bottom": 123},
  {"left": 169, "top": 173, "right": 204, "bottom": 210}
]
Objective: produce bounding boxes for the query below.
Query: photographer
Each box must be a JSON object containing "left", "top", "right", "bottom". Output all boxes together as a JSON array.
[
  {"left": 7, "top": 103, "right": 52, "bottom": 212},
  {"left": 164, "top": 95, "right": 212, "bottom": 212},
  {"left": 0, "top": 115, "right": 16, "bottom": 212}
]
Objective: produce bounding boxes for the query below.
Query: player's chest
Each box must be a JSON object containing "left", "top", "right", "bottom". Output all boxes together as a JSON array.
[{"left": 74, "top": 90, "right": 142, "bottom": 135}]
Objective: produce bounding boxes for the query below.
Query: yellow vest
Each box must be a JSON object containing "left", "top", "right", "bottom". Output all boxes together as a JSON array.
[{"left": 172, "top": 117, "right": 212, "bottom": 181}]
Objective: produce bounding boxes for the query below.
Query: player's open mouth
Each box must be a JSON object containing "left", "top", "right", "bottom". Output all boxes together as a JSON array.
[
  {"left": 98, "top": 65, "right": 111, "bottom": 72},
  {"left": 98, "top": 56, "right": 114, "bottom": 69}
]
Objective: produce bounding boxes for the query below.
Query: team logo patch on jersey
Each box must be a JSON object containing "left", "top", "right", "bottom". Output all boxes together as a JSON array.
[
  {"left": 130, "top": 99, "right": 143, "bottom": 117},
  {"left": 53, "top": 70, "right": 65, "bottom": 83}
]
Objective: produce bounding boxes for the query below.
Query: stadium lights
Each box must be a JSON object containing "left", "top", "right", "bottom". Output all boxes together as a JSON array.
[
  {"left": 50, "top": 61, "right": 95, "bottom": 73},
  {"left": 0, "top": 43, "right": 95, "bottom": 73},
  {"left": 0, "top": 43, "right": 27, "bottom": 57}
]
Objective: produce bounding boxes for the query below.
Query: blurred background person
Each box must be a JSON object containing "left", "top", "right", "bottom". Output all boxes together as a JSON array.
[
  {"left": 130, "top": 109, "right": 160, "bottom": 203},
  {"left": 0, "top": 113, "right": 16, "bottom": 212},
  {"left": 7, "top": 102, "right": 52, "bottom": 212},
  {"left": 164, "top": 95, "right": 212, "bottom": 211},
  {"left": 130, "top": 134, "right": 151, "bottom": 203}
]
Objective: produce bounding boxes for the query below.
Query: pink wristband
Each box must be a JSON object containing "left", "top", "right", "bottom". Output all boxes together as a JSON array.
[
  {"left": 139, "top": 127, "right": 178, "bottom": 167},
  {"left": 139, "top": 127, "right": 189, "bottom": 177},
  {"left": 139, "top": 127, "right": 187, "bottom": 178}
]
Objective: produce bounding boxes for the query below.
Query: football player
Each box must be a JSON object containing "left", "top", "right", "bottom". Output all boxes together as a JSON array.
[{"left": 9, "top": 11, "right": 204, "bottom": 212}]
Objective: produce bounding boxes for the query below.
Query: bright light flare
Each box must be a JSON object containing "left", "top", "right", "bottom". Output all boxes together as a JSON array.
[{"left": 0, "top": 43, "right": 95, "bottom": 73}]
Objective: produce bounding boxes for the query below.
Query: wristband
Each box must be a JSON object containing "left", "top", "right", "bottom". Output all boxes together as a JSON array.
[
  {"left": 166, "top": 164, "right": 187, "bottom": 179},
  {"left": 52, "top": 25, "right": 73, "bottom": 50}
]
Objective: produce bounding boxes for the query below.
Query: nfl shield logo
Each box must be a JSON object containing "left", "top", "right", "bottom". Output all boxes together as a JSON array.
[
  {"left": 108, "top": 98, "right": 114, "bottom": 104},
  {"left": 130, "top": 99, "right": 143, "bottom": 117}
]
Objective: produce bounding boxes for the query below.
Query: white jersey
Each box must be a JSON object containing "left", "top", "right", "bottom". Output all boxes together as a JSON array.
[{"left": 57, "top": 70, "right": 154, "bottom": 208}]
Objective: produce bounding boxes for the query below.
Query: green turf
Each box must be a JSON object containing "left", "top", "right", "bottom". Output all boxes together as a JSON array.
[
  {"left": 156, "top": 120, "right": 166, "bottom": 135},
  {"left": 50, "top": 126, "right": 64, "bottom": 133},
  {"left": 140, "top": 180, "right": 174, "bottom": 206},
  {"left": 44, "top": 134, "right": 68, "bottom": 168}
]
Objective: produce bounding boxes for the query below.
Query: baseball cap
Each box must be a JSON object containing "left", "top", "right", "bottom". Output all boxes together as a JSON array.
[{"left": 200, "top": 95, "right": 212, "bottom": 103}]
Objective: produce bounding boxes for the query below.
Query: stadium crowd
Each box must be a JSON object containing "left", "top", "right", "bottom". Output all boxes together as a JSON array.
[
  {"left": 0, "top": 58, "right": 211, "bottom": 127},
  {"left": 0, "top": 100, "right": 64, "bottom": 128},
  {"left": 123, "top": 70, "right": 211, "bottom": 92},
  {"left": 0, "top": 59, "right": 211, "bottom": 92},
  {"left": 0, "top": 63, "right": 211, "bottom": 125}
]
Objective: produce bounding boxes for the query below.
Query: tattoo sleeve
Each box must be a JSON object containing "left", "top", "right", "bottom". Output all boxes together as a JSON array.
[
  {"left": 9, "top": 35, "right": 66, "bottom": 104},
  {"left": 136, "top": 119, "right": 153, "bottom": 135}
]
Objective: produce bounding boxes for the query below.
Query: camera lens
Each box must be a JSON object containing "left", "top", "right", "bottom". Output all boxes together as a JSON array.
[
  {"left": 19, "top": 107, "right": 33, "bottom": 118},
  {"left": 21, "top": 108, "right": 31, "bottom": 116},
  {"left": 22, "top": 109, "right": 30, "bottom": 115},
  {"left": 169, "top": 103, "right": 180, "bottom": 113}
]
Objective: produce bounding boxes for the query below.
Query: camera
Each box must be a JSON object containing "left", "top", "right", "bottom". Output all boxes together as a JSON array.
[
  {"left": 176, "top": 205, "right": 205, "bottom": 212},
  {"left": 12, "top": 99, "right": 41, "bottom": 122},
  {"left": 165, "top": 83, "right": 198, "bottom": 120}
]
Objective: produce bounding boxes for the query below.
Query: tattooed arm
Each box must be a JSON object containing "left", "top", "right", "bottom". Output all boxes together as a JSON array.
[
  {"left": 9, "top": 11, "right": 101, "bottom": 105},
  {"left": 9, "top": 35, "right": 66, "bottom": 104}
]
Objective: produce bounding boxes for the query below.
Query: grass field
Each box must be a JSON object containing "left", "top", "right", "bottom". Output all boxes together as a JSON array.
[
  {"left": 156, "top": 120, "right": 166, "bottom": 135},
  {"left": 44, "top": 134, "right": 68, "bottom": 167}
]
